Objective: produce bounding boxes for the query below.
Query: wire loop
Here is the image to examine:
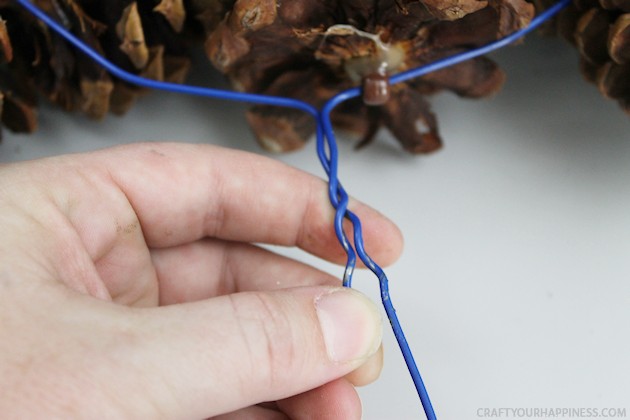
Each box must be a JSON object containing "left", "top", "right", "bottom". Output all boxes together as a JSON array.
[{"left": 14, "top": 1, "right": 572, "bottom": 417}]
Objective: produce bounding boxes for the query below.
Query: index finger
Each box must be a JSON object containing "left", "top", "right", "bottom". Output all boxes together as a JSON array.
[{"left": 90, "top": 142, "right": 403, "bottom": 266}]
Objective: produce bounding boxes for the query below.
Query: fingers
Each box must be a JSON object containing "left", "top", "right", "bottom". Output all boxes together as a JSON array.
[
  {"left": 128, "top": 287, "right": 382, "bottom": 419},
  {"left": 212, "top": 378, "right": 363, "bottom": 420},
  {"left": 211, "top": 406, "right": 289, "bottom": 420},
  {"left": 276, "top": 378, "right": 362, "bottom": 420},
  {"left": 151, "top": 239, "right": 341, "bottom": 304},
  {"left": 89, "top": 143, "right": 403, "bottom": 266},
  {"left": 345, "top": 344, "right": 384, "bottom": 387}
]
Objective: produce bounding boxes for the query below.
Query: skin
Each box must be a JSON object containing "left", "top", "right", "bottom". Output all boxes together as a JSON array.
[{"left": 0, "top": 142, "right": 403, "bottom": 419}]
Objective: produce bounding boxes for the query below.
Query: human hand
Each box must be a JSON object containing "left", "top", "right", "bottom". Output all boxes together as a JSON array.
[{"left": 0, "top": 143, "right": 403, "bottom": 419}]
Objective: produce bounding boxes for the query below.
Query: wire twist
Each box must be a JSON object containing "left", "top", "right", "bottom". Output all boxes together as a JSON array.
[{"left": 14, "top": 1, "right": 572, "bottom": 417}]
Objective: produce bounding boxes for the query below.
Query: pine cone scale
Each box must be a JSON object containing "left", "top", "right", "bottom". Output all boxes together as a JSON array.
[
  {"left": 608, "top": 13, "right": 630, "bottom": 63},
  {"left": 0, "top": 17, "right": 13, "bottom": 62},
  {"left": 541, "top": 0, "right": 630, "bottom": 114}
]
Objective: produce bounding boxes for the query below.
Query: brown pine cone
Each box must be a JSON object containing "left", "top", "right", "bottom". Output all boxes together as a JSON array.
[
  {"left": 0, "top": 0, "right": 205, "bottom": 136},
  {"left": 204, "top": 0, "right": 535, "bottom": 153},
  {"left": 1, "top": 0, "right": 535, "bottom": 153},
  {"left": 535, "top": 0, "right": 630, "bottom": 114}
]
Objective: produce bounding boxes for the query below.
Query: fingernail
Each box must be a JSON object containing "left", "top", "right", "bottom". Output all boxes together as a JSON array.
[{"left": 315, "top": 289, "right": 382, "bottom": 363}]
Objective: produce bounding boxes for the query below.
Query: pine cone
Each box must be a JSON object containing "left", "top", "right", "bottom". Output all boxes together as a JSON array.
[
  {"left": 0, "top": 0, "right": 210, "bottom": 136},
  {"left": 535, "top": 0, "right": 630, "bottom": 114},
  {"left": 204, "top": 0, "right": 535, "bottom": 153},
  {"left": 1, "top": 0, "right": 535, "bottom": 153}
]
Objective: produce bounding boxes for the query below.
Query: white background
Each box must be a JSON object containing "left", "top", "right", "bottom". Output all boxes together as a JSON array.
[{"left": 2, "top": 36, "right": 629, "bottom": 420}]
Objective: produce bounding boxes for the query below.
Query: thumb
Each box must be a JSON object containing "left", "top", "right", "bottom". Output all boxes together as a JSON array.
[{"left": 129, "top": 286, "right": 382, "bottom": 418}]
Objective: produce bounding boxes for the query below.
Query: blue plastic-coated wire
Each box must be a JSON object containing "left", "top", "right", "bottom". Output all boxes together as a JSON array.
[
  {"left": 314, "top": 123, "right": 357, "bottom": 285},
  {"left": 319, "top": 93, "right": 439, "bottom": 417},
  {"left": 15, "top": 0, "right": 571, "bottom": 418}
]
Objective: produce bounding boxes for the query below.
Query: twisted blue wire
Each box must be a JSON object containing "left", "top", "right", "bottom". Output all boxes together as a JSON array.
[
  {"left": 317, "top": 4, "right": 570, "bottom": 418},
  {"left": 15, "top": 0, "right": 571, "bottom": 418}
]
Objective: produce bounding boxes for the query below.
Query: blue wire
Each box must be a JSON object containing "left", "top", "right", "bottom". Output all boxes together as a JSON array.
[
  {"left": 15, "top": 1, "right": 571, "bottom": 418},
  {"left": 320, "top": 94, "right": 439, "bottom": 417}
]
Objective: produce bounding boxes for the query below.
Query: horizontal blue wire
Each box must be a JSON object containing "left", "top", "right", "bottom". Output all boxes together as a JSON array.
[{"left": 15, "top": 1, "right": 571, "bottom": 418}]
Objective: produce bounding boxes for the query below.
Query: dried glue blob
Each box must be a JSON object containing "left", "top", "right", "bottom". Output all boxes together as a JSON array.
[{"left": 319, "top": 24, "right": 404, "bottom": 106}]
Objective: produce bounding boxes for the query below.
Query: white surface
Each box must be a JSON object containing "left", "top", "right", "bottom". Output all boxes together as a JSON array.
[{"left": 1, "top": 36, "right": 629, "bottom": 420}]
